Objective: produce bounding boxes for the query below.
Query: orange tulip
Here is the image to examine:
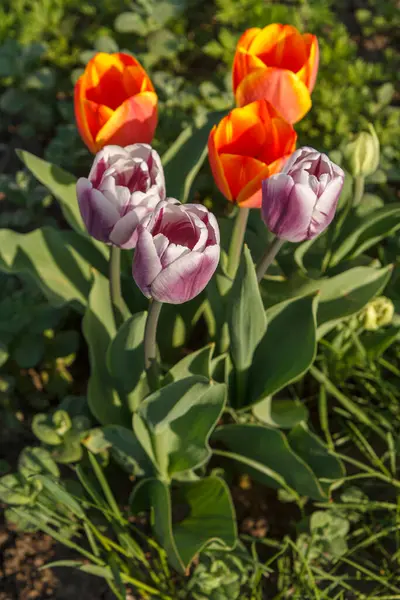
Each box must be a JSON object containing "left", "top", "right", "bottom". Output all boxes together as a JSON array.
[
  {"left": 232, "top": 24, "right": 319, "bottom": 124},
  {"left": 74, "top": 52, "right": 158, "bottom": 153},
  {"left": 208, "top": 99, "right": 297, "bottom": 208}
]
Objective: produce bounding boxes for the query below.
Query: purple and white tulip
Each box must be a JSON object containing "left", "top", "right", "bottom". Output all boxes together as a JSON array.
[
  {"left": 76, "top": 144, "right": 165, "bottom": 248},
  {"left": 132, "top": 200, "right": 220, "bottom": 304},
  {"left": 261, "top": 146, "right": 345, "bottom": 242}
]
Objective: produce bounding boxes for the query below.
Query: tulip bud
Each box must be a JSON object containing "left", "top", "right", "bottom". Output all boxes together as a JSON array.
[
  {"left": 132, "top": 200, "right": 220, "bottom": 304},
  {"left": 261, "top": 146, "right": 345, "bottom": 242},
  {"left": 361, "top": 296, "right": 394, "bottom": 331},
  {"left": 76, "top": 144, "right": 165, "bottom": 248},
  {"left": 343, "top": 123, "right": 380, "bottom": 178}
]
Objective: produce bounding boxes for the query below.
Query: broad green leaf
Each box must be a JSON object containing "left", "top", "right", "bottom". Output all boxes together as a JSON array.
[
  {"left": 288, "top": 423, "right": 344, "bottom": 496},
  {"left": 136, "top": 377, "right": 225, "bottom": 478},
  {"left": 162, "top": 110, "right": 228, "bottom": 202},
  {"left": 229, "top": 245, "right": 267, "bottom": 372},
  {"left": 164, "top": 344, "right": 214, "bottom": 383},
  {"left": 0, "top": 474, "right": 36, "bottom": 505},
  {"left": 330, "top": 204, "right": 400, "bottom": 266},
  {"left": 248, "top": 294, "right": 318, "bottom": 405},
  {"left": 0, "top": 228, "right": 92, "bottom": 308},
  {"left": 131, "top": 477, "right": 236, "bottom": 573},
  {"left": 317, "top": 265, "right": 392, "bottom": 335},
  {"left": 16, "top": 150, "right": 84, "bottom": 235},
  {"left": 18, "top": 447, "right": 59, "bottom": 479},
  {"left": 13, "top": 333, "right": 44, "bottom": 368},
  {"left": 106, "top": 312, "right": 148, "bottom": 410},
  {"left": 82, "top": 272, "right": 129, "bottom": 426},
  {"left": 102, "top": 425, "right": 153, "bottom": 476},
  {"left": 213, "top": 424, "right": 327, "bottom": 500},
  {"left": 253, "top": 397, "right": 308, "bottom": 429},
  {"left": 261, "top": 266, "right": 392, "bottom": 336}
]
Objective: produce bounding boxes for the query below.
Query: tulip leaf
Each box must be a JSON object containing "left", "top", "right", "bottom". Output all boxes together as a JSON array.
[
  {"left": 330, "top": 204, "right": 400, "bottom": 266},
  {"left": 82, "top": 272, "right": 130, "bottom": 426},
  {"left": 287, "top": 423, "right": 345, "bottom": 496},
  {"left": 317, "top": 265, "right": 392, "bottom": 336},
  {"left": 106, "top": 312, "right": 148, "bottom": 411},
  {"left": 130, "top": 476, "right": 237, "bottom": 573},
  {"left": 213, "top": 424, "right": 329, "bottom": 501},
  {"left": 248, "top": 294, "right": 318, "bottom": 406},
  {"left": 229, "top": 244, "right": 267, "bottom": 374},
  {"left": 16, "top": 150, "right": 85, "bottom": 235},
  {"left": 163, "top": 110, "right": 228, "bottom": 202},
  {"left": 0, "top": 227, "right": 92, "bottom": 309},
  {"left": 253, "top": 397, "right": 308, "bottom": 429},
  {"left": 260, "top": 265, "right": 392, "bottom": 337},
  {"left": 164, "top": 344, "right": 214, "bottom": 384},
  {"left": 102, "top": 425, "right": 154, "bottom": 477},
  {"left": 134, "top": 377, "right": 226, "bottom": 478}
]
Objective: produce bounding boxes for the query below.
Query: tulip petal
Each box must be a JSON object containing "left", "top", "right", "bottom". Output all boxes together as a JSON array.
[
  {"left": 261, "top": 173, "right": 296, "bottom": 231},
  {"left": 254, "top": 26, "right": 308, "bottom": 73},
  {"left": 208, "top": 127, "right": 233, "bottom": 202},
  {"left": 266, "top": 177, "right": 316, "bottom": 242},
  {"left": 132, "top": 226, "right": 163, "bottom": 297},
  {"left": 235, "top": 67, "right": 312, "bottom": 124},
  {"left": 213, "top": 103, "right": 267, "bottom": 157},
  {"left": 219, "top": 154, "right": 268, "bottom": 204},
  {"left": 185, "top": 204, "right": 220, "bottom": 244},
  {"left": 296, "top": 34, "right": 319, "bottom": 92},
  {"left": 236, "top": 164, "right": 271, "bottom": 208},
  {"left": 77, "top": 179, "right": 120, "bottom": 242},
  {"left": 109, "top": 209, "right": 141, "bottom": 249},
  {"left": 258, "top": 114, "right": 297, "bottom": 166},
  {"left": 151, "top": 245, "right": 220, "bottom": 304},
  {"left": 308, "top": 176, "right": 343, "bottom": 238},
  {"left": 74, "top": 79, "right": 103, "bottom": 153},
  {"left": 95, "top": 91, "right": 158, "bottom": 148},
  {"left": 232, "top": 49, "right": 266, "bottom": 93},
  {"left": 122, "top": 65, "right": 155, "bottom": 97}
]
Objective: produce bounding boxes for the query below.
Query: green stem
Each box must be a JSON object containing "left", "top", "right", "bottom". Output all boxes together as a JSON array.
[
  {"left": 256, "top": 236, "right": 285, "bottom": 282},
  {"left": 353, "top": 175, "right": 365, "bottom": 206},
  {"left": 227, "top": 207, "right": 249, "bottom": 279},
  {"left": 109, "top": 245, "right": 125, "bottom": 325},
  {"left": 144, "top": 300, "right": 163, "bottom": 391}
]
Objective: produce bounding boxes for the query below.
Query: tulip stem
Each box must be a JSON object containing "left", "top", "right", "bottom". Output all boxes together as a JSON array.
[
  {"left": 109, "top": 245, "right": 125, "bottom": 326},
  {"left": 227, "top": 207, "right": 249, "bottom": 280},
  {"left": 144, "top": 300, "right": 163, "bottom": 391},
  {"left": 256, "top": 236, "right": 285, "bottom": 282}
]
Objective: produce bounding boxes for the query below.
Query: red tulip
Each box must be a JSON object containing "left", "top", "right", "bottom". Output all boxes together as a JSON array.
[
  {"left": 74, "top": 52, "right": 158, "bottom": 153},
  {"left": 233, "top": 24, "right": 319, "bottom": 124},
  {"left": 208, "top": 100, "right": 297, "bottom": 208}
]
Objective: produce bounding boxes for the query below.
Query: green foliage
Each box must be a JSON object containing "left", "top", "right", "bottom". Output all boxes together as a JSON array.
[{"left": 0, "top": 0, "right": 399, "bottom": 598}]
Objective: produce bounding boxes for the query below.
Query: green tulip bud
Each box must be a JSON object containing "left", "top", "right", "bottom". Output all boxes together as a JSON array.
[{"left": 344, "top": 123, "right": 380, "bottom": 178}]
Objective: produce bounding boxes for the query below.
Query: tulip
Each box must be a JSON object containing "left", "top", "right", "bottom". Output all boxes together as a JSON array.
[
  {"left": 76, "top": 144, "right": 165, "bottom": 248},
  {"left": 233, "top": 24, "right": 319, "bottom": 124},
  {"left": 74, "top": 52, "right": 158, "bottom": 153},
  {"left": 132, "top": 201, "right": 220, "bottom": 304},
  {"left": 208, "top": 99, "right": 297, "bottom": 208},
  {"left": 261, "top": 146, "right": 345, "bottom": 242}
]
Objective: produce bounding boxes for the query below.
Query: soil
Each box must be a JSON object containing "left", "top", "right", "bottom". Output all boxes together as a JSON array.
[{"left": 0, "top": 524, "right": 116, "bottom": 600}]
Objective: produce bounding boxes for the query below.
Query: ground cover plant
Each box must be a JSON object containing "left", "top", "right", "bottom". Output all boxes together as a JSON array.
[{"left": 0, "top": 1, "right": 400, "bottom": 599}]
